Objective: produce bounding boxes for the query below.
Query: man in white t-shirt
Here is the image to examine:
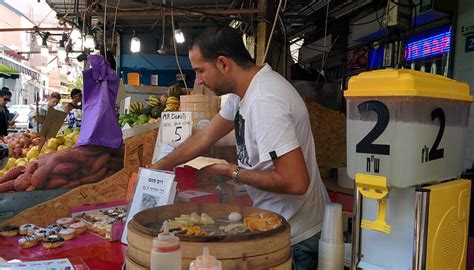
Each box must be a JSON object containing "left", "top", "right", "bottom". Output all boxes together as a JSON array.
[{"left": 152, "top": 26, "right": 329, "bottom": 269}]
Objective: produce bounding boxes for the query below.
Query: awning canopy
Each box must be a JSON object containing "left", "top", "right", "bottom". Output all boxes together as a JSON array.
[
  {"left": 0, "top": 64, "right": 19, "bottom": 79},
  {"left": 0, "top": 54, "right": 40, "bottom": 79}
]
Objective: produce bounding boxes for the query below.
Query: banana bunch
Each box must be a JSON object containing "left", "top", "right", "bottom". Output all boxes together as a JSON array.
[
  {"left": 164, "top": 96, "right": 180, "bottom": 111},
  {"left": 129, "top": 101, "right": 144, "bottom": 114},
  {"left": 147, "top": 95, "right": 160, "bottom": 108}
]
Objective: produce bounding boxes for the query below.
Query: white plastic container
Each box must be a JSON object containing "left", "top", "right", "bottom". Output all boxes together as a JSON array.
[
  {"left": 321, "top": 203, "right": 344, "bottom": 245},
  {"left": 150, "top": 221, "right": 182, "bottom": 270},
  {"left": 345, "top": 70, "right": 472, "bottom": 187},
  {"left": 189, "top": 247, "right": 222, "bottom": 270}
]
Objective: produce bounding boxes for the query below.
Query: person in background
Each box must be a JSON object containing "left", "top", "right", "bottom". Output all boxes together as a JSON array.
[
  {"left": 65, "top": 88, "right": 82, "bottom": 128},
  {"left": 29, "top": 92, "right": 62, "bottom": 131},
  {"left": 151, "top": 26, "right": 329, "bottom": 269},
  {"left": 0, "top": 88, "right": 13, "bottom": 139}
]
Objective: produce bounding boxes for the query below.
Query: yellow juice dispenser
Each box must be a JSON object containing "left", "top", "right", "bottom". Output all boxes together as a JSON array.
[{"left": 345, "top": 70, "right": 473, "bottom": 269}]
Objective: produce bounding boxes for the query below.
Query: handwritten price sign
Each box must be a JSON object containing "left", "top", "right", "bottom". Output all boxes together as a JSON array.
[{"left": 160, "top": 112, "right": 192, "bottom": 144}]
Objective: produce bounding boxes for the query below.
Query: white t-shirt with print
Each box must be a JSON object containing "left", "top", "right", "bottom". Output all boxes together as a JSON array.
[{"left": 220, "top": 64, "right": 329, "bottom": 245}]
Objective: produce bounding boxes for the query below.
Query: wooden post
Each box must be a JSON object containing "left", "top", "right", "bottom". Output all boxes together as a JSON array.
[{"left": 256, "top": 0, "right": 267, "bottom": 66}]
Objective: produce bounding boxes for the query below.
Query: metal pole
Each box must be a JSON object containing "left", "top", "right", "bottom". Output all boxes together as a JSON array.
[
  {"left": 0, "top": 27, "right": 71, "bottom": 32},
  {"left": 413, "top": 188, "right": 430, "bottom": 270},
  {"left": 35, "top": 90, "right": 40, "bottom": 133},
  {"left": 351, "top": 188, "right": 362, "bottom": 270}
]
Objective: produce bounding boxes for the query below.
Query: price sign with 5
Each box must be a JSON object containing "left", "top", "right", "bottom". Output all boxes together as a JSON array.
[{"left": 160, "top": 112, "right": 193, "bottom": 144}]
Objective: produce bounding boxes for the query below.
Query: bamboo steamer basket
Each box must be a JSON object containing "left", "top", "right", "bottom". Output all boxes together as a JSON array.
[{"left": 126, "top": 203, "right": 291, "bottom": 270}]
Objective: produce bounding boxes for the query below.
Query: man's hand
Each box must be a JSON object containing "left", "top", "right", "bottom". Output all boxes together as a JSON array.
[
  {"left": 199, "top": 148, "right": 310, "bottom": 195},
  {"left": 201, "top": 163, "right": 234, "bottom": 178}
]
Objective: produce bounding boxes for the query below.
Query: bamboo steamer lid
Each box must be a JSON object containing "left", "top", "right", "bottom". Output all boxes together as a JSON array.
[{"left": 126, "top": 203, "right": 291, "bottom": 270}]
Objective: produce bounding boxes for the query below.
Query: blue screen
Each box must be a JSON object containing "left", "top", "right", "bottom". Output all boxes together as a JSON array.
[{"left": 405, "top": 29, "right": 451, "bottom": 61}]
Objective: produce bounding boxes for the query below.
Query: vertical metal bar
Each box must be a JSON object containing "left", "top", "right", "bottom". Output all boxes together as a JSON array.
[
  {"left": 351, "top": 187, "right": 362, "bottom": 270},
  {"left": 413, "top": 188, "right": 430, "bottom": 270}
]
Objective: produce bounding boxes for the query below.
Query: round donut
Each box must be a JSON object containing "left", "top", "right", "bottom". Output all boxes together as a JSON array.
[
  {"left": 0, "top": 225, "right": 19, "bottom": 237},
  {"left": 69, "top": 221, "right": 87, "bottom": 234},
  {"left": 56, "top": 217, "right": 74, "bottom": 226},
  {"left": 19, "top": 224, "right": 37, "bottom": 236},
  {"left": 59, "top": 228, "right": 76, "bottom": 240},
  {"left": 42, "top": 235, "right": 64, "bottom": 249},
  {"left": 33, "top": 229, "right": 50, "bottom": 241},
  {"left": 18, "top": 235, "right": 39, "bottom": 249}
]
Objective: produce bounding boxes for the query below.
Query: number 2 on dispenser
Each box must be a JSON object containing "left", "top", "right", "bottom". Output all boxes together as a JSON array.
[
  {"left": 421, "top": 108, "right": 445, "bottom": 163},
  {"left": 356, "top": 100, "right": 391, "bottom": 155}
]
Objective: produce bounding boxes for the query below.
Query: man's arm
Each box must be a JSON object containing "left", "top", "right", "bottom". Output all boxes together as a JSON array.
[
  {"left": 203, "top": 147, "right": 310, "bottom": 195},
  {"left": 151, "top": 114, "right": 234, "bottom": 170}
]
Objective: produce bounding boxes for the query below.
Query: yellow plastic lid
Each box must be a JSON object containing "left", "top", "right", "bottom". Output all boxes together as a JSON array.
[{"left": 345, "top": 69, "right": 473, "bottom": 102}]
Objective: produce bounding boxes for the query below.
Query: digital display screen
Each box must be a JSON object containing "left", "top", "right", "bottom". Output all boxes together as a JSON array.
[{"left": 405, "top": 29, "right": 451, "bottom": 61}]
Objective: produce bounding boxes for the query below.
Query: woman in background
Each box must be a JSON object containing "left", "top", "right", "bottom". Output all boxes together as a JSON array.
[{"left": 0, "top": 88, "right": 13, "bottom": 139}]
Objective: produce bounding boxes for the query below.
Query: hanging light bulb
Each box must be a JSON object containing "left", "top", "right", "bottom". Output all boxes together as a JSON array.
[
  {"left": 70, "top": 27, "right": 81, "bottom": 42},
  {"left": 84, "top": 30, "right": 95, "bottom": 49},
  {"left": 173, "top": 22, "right": 185, "bottom": 44},
  {"left": 58, "top": 40, "right": 67, "bottom": 61},
  {"left": 36, "top": 33, "right": 43, "bottom": 46},
  {"left": 130, "top": 36, "right": 141, "bottom": 53},
  {"left": 174, "top": 29, "right": 185, "bottom": 44}
]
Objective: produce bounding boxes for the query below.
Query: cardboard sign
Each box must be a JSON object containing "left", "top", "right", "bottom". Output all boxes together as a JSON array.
[
  {"left": 121, "top": 168, "right": 177, "bottom": 244},
  {"left": 39, "top": 108, "right": 68, "bottom": 139},
  {"left": 152, "top": 112, "right": 192, "bottom": 163},
  {"left": 160, "top": 112, "right": 192, "bottom": 144}
]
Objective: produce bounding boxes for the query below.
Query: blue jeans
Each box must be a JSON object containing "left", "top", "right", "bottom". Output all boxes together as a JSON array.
[{"left": 291, "top": 232, "right": 321, "bottom": 270}]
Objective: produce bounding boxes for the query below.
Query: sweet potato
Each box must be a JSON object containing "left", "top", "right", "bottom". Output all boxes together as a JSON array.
[
  {"left": 0, "top": 180, "right": 15, "bottom": 192},
  {"left": 45, "top": 177, "right": 68, "bottom": 189},
  {"left": 14, "top": 173, "right": 32, "bottom": 191},
  {"left": 26, "top": 185, "right": 36, "bottom": 191},
  {"left": 31, "top": 167, "right": 51, "bottom": 189},
  {"left": 51, "top": 162, "right": 78, "bottom": 175},
  {"left": 0, "top": 166, "right": 26, "bottom": 184},
  {"left": 79, "top": 167, "right": 107, "bottom": 184},
  {"left": 56, "top": 148, "right": 91, "bottom": 165},
  {"left": 91, "top": 153, "right": 110, "bottom": 174},
  {"left": 25, "top": 162, "right": 38, "bottom": 175}
]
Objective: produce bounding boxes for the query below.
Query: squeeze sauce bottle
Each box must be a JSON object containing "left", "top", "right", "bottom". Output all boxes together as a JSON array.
[
  {"left": 150, "top": 221, "right": 182, "bottom": 270},
  {"left": 189, "top": 247, "right": 222, "bottom": 270}
]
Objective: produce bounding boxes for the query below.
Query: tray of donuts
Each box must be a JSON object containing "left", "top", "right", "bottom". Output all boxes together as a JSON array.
[
  {"left": 0, "top": 217, "right": 87, "bottom": 249},
  {"left": 70, "top": 200, "right": 128, "bottom": 241}
]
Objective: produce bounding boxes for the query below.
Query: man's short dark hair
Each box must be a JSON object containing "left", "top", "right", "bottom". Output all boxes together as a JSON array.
[
  {"left": 190, "top": 26, "right": 254, "bottom": 68},
  {"left": 0, "top": 90, "right": 12, "bottom": 97},
  {"left": 50, "top": 92, "right": 61, "bottom": 100},
  {"left": 70, "top": 88, "right": 82, "bottom": 98},
  {"left": 1, "top": 87, "right": 9, "bottom": 91}
]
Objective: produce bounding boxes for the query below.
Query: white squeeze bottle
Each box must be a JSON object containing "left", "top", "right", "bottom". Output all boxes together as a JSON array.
[
  {"left": 189, "top": 247, "right": 222, "bottom": 270},
  {"left": 150, "top": 221, "right": 182, "bottom": 270}
]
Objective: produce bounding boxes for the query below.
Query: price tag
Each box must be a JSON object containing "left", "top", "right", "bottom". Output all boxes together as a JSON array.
[{"left": 160, "top": 112, "right": 192, "bottom": 144}]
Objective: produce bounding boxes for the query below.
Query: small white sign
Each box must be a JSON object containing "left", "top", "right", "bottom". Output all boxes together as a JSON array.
[
  {"left": 121, "top": 168, "right": 177, "bottom": 244},
  {"left": 151, "top": 74, "right": 159, "bottom": 86},
  {"left": 123, "top": 97, "right": 132, "bottom": 114},
  {"left": 160, "top": 112, "right": 192, "bottom": 144}
]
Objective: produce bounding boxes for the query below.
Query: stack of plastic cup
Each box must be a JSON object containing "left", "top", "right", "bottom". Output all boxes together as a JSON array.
[{"left": 318, "top": 203, "right": 344, "bottom": 270}]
